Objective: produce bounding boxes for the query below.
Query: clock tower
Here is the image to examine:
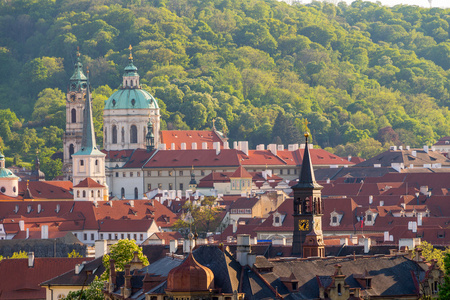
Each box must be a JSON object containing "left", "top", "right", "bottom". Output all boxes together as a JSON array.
[{"left": 292, "top": 132, "right": 324, "bottom": 257}]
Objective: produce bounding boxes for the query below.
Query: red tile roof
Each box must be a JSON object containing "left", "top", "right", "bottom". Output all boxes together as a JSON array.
[
  {"left": 0, "top": 257, "right": 90, "bottom": 299},
  {"left": 98, "top": 219, "right": 154, "bottom": 232},
  {"left": 74, "top": 177, "right": 105, "bottom": 188},
  {"left": 0, "top": 199, "right": 178, "bottom": 233},
  {"left": 160, "top": 130, "right": 225, "bottom": 150},
  {"left": 230, "top": 166, "right": 252, "bottom": 178},
  {"left": 143, "top": 149, "right": 241, "bottom": 168}
]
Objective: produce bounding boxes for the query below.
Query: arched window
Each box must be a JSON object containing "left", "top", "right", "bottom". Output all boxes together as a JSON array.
[
  {"left": 91, "top": 190, "right": 94, "bottom": 197},
  {"left": 134, "top": 187, "right": 138, "bottom": 199},
  {"left": 77, "top": 191, "right": 80, "bottom": 197},
  {"left": 82, "top": 191, "right": 86, "bottom": 197},
  {"left": 112, "top": 125, "right": 117, "bottom": 144},
  {"left": 98, "top": 190, "right": 101, "bottom": 197},
  {"left": 125, "top": 80, "right": 128, "bottom": 87},
  {"left": 130, "top": 125, "right": 138, "bottom": 143},
  {"left": 121, "top": 188, "right": 125, "bottom": 198},
  {"left": 71, "top": 108, "right": 76, "bottom": 123},
  {"left": 338, "top": 284, "right": 342, "bottom": 295},
  {"left": 69, "top": 144, "right": 74, "bottom": 159}
]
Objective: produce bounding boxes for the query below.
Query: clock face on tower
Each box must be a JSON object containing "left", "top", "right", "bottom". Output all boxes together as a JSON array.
[{"left": 299, "top": 219, "right": 309, "bottom": 231}]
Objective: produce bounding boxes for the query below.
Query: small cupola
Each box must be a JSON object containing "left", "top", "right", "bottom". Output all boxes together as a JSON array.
[{"left": 122, "top": 45, "right": 139, "bottom": 89}]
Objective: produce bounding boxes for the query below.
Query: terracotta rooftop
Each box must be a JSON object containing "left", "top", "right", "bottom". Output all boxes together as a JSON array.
[
  {"left": 160, "top": 130, "right": 226, "bottom": 150},
  {"left": 74, "top": 177, "right": 105, "bottom": 188},
  {"left": 0, "top": 257, "right": 90, "bottom": 299}
]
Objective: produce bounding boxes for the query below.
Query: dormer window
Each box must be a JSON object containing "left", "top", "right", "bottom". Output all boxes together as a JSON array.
[
  {"left": 330, "top": 210, "right": 343, "bottom": 227},
  {"left": 272, "top": 212, "right": 283, "bottom": 227},
  {"left": 364, "top": 210, "right": 377, "bottom": 226}
]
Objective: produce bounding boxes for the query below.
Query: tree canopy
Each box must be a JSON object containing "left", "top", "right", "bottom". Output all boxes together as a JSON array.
[{"left": 2, "top": 0, "right": 450, "bottom": 166}]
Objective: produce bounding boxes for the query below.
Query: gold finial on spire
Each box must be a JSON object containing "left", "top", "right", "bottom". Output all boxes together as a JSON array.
[
  {"left": 212, "top": 118, "right": 216, "bottom": 130},
  {"left": 77, "top": 46, "right": 80, "bottom": 57},
  {"left": 128, "top": 44, "right": 133, "bottom": 60},
  {"left": 303, "top": 118, "right": 310, "bottom": 138},
  {"left": 86, "top": 66, "right": 89, "bottom": 74},
  {"left": 26, "top": 180, "right": 29, "bottom": 188}
]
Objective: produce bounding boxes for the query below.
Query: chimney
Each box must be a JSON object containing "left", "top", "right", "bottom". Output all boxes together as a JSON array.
[
  {"left": 56, "top": 204, "right": 60, "bottom": 213},
  {"left": 267, "top": 144, "right": 277, "bottom": 156},
  {"left": 159, "top": 143, "right": 166, "bottom": 150},
  {"left": 412, "top": 150, "right": 417, "bottom": 157},
  {"left": 288, "top": 144, "right": 298, "bottom": 151},
  {"left": 28, "top": 252, "right": 35, "bottom": 268},
  {"left": 223, "top": 141, "right": 229, "bottom": 149},
  {"left": 75, "top": 263, "right": 84, "bottom": 275},
  {"left": 239, "top": 141, "right": 249, "bottom": 156},
  {"left": 109, "top": 259, "right": 117, "bottom": 287},
  {"left": 348, "top": 155, "right": 352, "bottom": 162},
  {"left": 423, "top": 145, "right": 429, "bottom": 153},
  {"left": 181, "top": 143, "right": 186, "bottom": 150},
  {"left": 236, "top": 234, "right": 252, "bottom": 266},
  {"left": 384, "top": 231, "right": 389, "bottom": 242},
  {"left": 418, "top": 212, "right": 423, "bottom": 226},
  {"left": 171, "top": 143, "right": 175, "bottom": 150},
  {"left": 277, "top": 144, "right": 284, "bottom": 151},
  {"left": 95, "top": 240, "right": 107, "bottom": 258},
  {"left": 202, "top": 142, "right": 208, "bottom": 149},
  {"left": 233, "top": 141, "right": 238, "bottom": 149},
  {"left": 129, "top": 200, "right": 134, "bottom": 207},
  {"left": 124, "top": 264, "right": 131, "bottom": 290},
  {"left": 369, "top": 195, "right": 373, "bottom": 204},
  {"left": 19, "top": 220, "right": 25, "bottom": 231},
  {"left": 37, "top": 204, "right": 42, "bottom": 213},
  {"left": 170, "top": 239, "right": 178, "bottom": 254},
  {"left": 213, "top": 142, "right": 221, "bottom": 155},
  {"left": 399, "top": 146, "right": 403, "bottom": 150},
  {"left": 379, "top": 201, "right": 384, "bottom": 206},
  {"left": 256, "top": 144, "right": 265, "bottom": 150},
  {"left": 192, "top": 142, "right": 197, "bottom": 150},
  {"left": 41, "top": 225, "right": 48, "bottom": 239},
  {"left": 364, "top": 238, "right": 371, "bottom": 253},
  {"left": 26, "top": 228, "right": 29, "bottom": 239}
]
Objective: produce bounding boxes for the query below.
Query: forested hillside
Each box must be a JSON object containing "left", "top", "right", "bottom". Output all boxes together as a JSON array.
[{"left": 1, "top": 0, "right": 450, "bottom": 178}]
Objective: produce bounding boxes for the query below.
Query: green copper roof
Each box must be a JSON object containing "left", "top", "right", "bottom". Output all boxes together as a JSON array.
[
  {"left": 69, "top": 51, "right": 87, "bottom": 92},
  {"left": 124, "top": 59, "right": 138, "bottom": 77},
  {"left": 104, "top": 89, "right": 159, "bottom": 110},
  {"left": 0, "top": 168, "right": 18, "bottom": 178}
]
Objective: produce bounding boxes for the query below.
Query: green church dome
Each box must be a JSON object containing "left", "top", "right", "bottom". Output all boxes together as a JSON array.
[
  {"left": 0, "top": 168, "right": 18, "bottom": 179},
  {"left": 104, "top": 89, "right": 159, "bottom": 110}
]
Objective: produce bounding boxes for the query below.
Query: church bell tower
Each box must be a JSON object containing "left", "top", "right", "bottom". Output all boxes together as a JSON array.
[
  {"left": 63, "top": 48, "right": 87, "bottom": 180},
  {"left": 292, "top": 131, "right": 324, "bottom": 257}
]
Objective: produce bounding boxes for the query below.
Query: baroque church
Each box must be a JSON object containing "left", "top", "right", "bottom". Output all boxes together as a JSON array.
[{"left": 63, "top": 47, "right": 161, "bottom": 182}]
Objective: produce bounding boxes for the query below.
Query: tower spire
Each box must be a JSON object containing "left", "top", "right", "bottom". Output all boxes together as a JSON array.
[
  {"left": 80, "top": 69, "right": 98, "bottom": 153},
  {"left": 296, "top": 132, "right": 321, "bottom": 189},
  {"left": 292, "top": 125, "right": 324, "bottom": 256}
]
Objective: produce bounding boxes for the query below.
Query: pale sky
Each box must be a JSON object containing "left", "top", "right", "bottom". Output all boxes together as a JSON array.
[{"left": 300, "top": 0, "right": 449, "bottom": 8}]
